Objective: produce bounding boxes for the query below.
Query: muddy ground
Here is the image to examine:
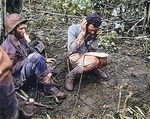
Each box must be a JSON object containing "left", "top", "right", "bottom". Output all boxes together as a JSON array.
[
  {"left": 11, "top": 3, "right": 150, "bottom": 118},
  {"left": 18, "top": 16, "right": 150, "bottom": 119}
]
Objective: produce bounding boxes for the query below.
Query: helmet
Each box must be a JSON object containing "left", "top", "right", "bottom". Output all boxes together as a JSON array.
[{"left": 4, "top": 13, "right": 28, "bottom": 33}]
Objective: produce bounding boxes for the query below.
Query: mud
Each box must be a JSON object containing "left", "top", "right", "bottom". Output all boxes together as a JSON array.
[
  {"left": 24, "top": 21, "right": 150, "bottom": 119},
  {"left": 16, "top": 2, "right": 150, "bottom": 118}
]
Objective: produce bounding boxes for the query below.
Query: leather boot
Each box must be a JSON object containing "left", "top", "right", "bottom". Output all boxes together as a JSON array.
[
  {"left": 92, "top": 69, "right": 110, "bottom": 81},
  {"left": 65, "top": 65, "right": 83, "bottom": 91},
  {"left": 44, "top": 84, "right": 66, "bottom": 99}
]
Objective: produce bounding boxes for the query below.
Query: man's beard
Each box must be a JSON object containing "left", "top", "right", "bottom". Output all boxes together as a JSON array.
[{"left": 14, "top": 31, "right": 24, "bottom": 40}]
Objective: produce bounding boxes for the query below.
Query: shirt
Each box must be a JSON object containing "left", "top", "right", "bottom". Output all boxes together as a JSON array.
[
  {"left": 68, "top": 24, "right": 98, "bottom": 53},
  {"left": 1, "top": 34, "right": 36, "bottom": 73}
]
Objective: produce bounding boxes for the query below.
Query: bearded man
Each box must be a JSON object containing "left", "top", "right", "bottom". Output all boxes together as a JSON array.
[
  {"left": 65, "top": 13, "right": 110, "bottom": 91},
  {"left": 1, "top": 13, "right": 66, "bottom": 98}
]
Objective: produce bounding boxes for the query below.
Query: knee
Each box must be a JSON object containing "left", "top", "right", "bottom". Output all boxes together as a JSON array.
[
  {"left": 97, "top": 57, "right": 108, "bottom": 69},
  {"left": 32, "top": 53, "right": 43, "bottom": 61},
  {"left": 90, "top": 57, "right": 99, "bottom": 67},
  {"left": 83, "top": 56, "right": 99, "bottom": 71}
]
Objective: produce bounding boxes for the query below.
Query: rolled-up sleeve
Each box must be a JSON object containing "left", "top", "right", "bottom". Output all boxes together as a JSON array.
[
  {"left": 68, "top": 25, "right": 78, "bottom": 52},
  {"left": 68, "top": 24, "right": 82, "bottom": 53}
]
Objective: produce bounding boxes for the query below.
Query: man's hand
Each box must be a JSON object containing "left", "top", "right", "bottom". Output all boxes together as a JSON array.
[
  {"left": 24, "top": 32, "right": 31, "bottom": 43},
  {"left": 76, "top": 19, "right": 87, "bottom": 41},
  {"left": 81, "top": 19, "right": 87, "bottom": 35}
]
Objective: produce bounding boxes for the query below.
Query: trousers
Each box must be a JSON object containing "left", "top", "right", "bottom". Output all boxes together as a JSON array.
[{"left": 69, "top": 52, "right": 108, "bottom": 71}]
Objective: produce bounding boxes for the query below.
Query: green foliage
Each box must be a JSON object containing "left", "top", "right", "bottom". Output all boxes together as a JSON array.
[
  {"left": 98, "top": 31, "right": 119, "bottom": 51},
  {"left": 6, "top": 0, "right": 22, "bottom": 13},
  {"left": 49, "top": 0, "right": 95, "bottom": 15}
]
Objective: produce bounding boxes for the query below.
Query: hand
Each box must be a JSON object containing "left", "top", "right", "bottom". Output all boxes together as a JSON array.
[
  {"left": 80, "top": 19, "right": 87, "bottom": 35},
  {"left": 45, "top": 58, "right": 56, "bottom": 63},
  {"left": 24, "top": 32, "right": 31, "bottom": 43},
  {"left": 76, "top": 19, "right": 87, "bottom": 41}
]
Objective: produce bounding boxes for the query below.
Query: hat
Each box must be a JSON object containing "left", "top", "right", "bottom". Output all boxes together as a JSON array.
[
  {"left": 86, "top": 13, "right": 102, "bottom": 27},
  {"left": 4, "top": 13, "right": 28, "bottom": 33}
]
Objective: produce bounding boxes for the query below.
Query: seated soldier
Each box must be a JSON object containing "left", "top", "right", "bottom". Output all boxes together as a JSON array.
[
  {"left": 65, "top": 13, "right": 110, "bottom": 91},
  {"left": 1, "top": 13, "right": 66, "bottom": 98}
]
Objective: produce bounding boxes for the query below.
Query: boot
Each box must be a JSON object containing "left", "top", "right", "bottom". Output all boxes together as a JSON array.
[
  {"left": 19, "top": 99, "right": 36, "bottom": 119},
  {"left": 65, "top": 65, "right": 83, "bottom": 91},
  {"left": 44, "top": 84, "right": 66, "bottom": 99},
  {"left": 92, "top": 69, "right": 109, "bottom": 81}
]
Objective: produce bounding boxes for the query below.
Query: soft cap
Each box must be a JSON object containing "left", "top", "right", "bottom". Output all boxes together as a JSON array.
[{"left": 86, "top": 13, "right": 102, "bottom": 28}]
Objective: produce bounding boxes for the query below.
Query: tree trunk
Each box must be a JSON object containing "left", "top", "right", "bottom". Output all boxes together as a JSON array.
[
  {"left": 0, "top": 0, "right": 6, "bottom": 44},
  {"left": 143, "top": 0, "right": 150, "bottom": 35}
]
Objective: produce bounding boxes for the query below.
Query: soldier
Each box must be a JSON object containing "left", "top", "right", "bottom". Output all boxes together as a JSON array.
[
  {"left": 0, "top": 46, "right": 19, "bottom": 118},
  {"left": 65, "top": 13, "right": 110, "bottom": 91},
  {"left": 1, "top": 13, "right": 66, "bottom": 98}
]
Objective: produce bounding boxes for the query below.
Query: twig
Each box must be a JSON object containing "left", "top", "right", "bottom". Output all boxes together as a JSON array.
[
  {"left": 98, "top": 2, "right": 114, "bottom": 8},
  {"left": 118, "top": 85, "right": 123, "bottom": 111},
  {"left": 37, "top": 91, "right": 60, "bottom": 103},
  {"left": 122, "top": 92, "right": 133, "bottom": 116},
  {"left": 70, "top": 71, "right": 83, "bottom": 118},
  {"left": 29, "top": 0, "right": 31, "bottom": 13},
  {"left": 51, "top": 76, "right": 59, "bottom": 83},
  {"left": 26, "top": 10, "right": 84, "bottom": 19},
  {"left": 54, "top": 67, "right": 65, "bottom": 78},
  {"left": 20, "top": 89, "right": 29, "bottom": 98},
  {"left": 15, "top": 92, "right": 53, "bottom": 109},
  {"left": 116, "top": 35, "right": 150, "bottom": 39},
  {"left": 127, "top": 17, "right": 144, "bottom": 33},
  {"left": 70, "top": 55, "right": 85, "bottom": 118},
  {"left": 37, "top": 0, "right": 46, "bottom": 9}
]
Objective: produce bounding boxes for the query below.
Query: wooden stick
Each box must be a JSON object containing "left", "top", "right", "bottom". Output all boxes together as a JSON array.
[
  {"left": 115, "top": 35, "right": 150, "bottom": 39},
  {"left": 20, "top": 89, "right": 29, "bottom": 98},
  {"left": 15, "top": 92, "right": 53, "bottom": 109},
  {"left": 127, "top": 17, "right": 144, "bottom": 33},
  {"left": 122, "top": 92, "right": 133, "bottom": 116},
  {"left": 118, "top": 85, "right": 123, "bottom": 111}
]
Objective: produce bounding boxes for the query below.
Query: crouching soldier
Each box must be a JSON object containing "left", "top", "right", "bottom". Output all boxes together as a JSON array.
[{"left": 65, "top": 13, "right": 110, "bottom": 91}]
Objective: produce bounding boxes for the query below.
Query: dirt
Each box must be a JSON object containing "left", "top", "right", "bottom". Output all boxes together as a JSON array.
[
  {"left": 22, "top": 20, "right": 150, "bottom": 119},
  {"left": 15, "top": 3, "right": 150, "bottom": 118}
]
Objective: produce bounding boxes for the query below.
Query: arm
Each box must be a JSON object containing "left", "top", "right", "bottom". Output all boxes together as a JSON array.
[
  {"left": 68, "top": 19, "right": 87, "bottom": 53},
  {"left": 1, "top": 41, "right": 24, "bottom": 72},
  {"left": 0, "top": 47, "right": 13, "bottom": 82}
]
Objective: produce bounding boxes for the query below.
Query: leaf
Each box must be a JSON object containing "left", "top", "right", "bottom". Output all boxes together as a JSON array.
[
  {"left": 111, "top": 42, "right": 115, "bottom": 46},
  {"left": 78, "top": 4, "right": 86, "bottom": 10}
]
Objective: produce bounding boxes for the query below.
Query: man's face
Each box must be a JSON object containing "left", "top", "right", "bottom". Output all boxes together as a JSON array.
[
  {"left": 87, "top": 24, "right": 99, "bottom": 35},
  {"left": 14, "top": 24, "right": 26, "bottom": 39}
]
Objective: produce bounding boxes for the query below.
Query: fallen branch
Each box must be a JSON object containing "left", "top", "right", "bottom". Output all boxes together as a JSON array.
[
  {"left": 116, "top": 35, "right": 150, "bottom": 39},
  {"left": 15, "top": 92, "right": 53, "bottom": 109},
  {"left": 37, "top": 0, "right": 46, "bottom": 9},
  {"left": 127, "top": 17, "right": 144, "bottom": 33}
]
